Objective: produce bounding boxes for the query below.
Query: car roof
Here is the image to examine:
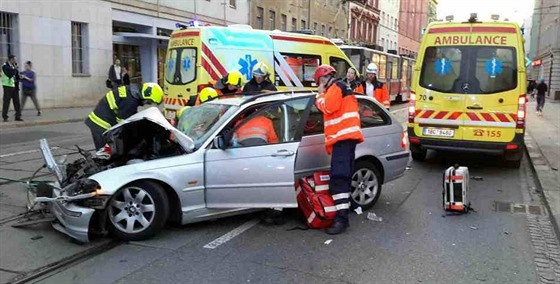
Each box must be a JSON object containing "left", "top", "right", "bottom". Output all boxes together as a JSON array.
[{"left": 206, "top": 90, "right": 318, "bottom": 106}]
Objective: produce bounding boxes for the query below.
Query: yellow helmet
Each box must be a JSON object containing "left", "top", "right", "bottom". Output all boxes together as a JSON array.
[
  {"left": 225, "top": 70, "right": 244, "bottom": 87},
  {"left": 199, "top": 87, "right": 219, "bottom": 103},
  {"left": 177, "top": 106, "right": 191, "bottom": 118},
  {"left": 141, "top": 83, "right": 163, "bottom": 104},
  {"left": 252, "top": 62, "right": 269, "bottom": 76}
]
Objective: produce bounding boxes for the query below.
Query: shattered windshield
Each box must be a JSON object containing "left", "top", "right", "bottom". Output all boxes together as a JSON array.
[{"left": 176, "top": 103, "right": 238, "bottom": 148}]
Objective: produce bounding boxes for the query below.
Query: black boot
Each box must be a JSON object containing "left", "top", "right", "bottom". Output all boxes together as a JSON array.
[{"left": 326, "top": 219, "right": 349, "bottom": 235}]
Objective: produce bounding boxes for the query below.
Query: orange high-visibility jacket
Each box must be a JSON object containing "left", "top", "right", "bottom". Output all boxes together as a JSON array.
[
  {"left": 315, "top": 81, "right": 364, "bottom": 154},
  {"left": 235, "top": 116, "right": 279, "bottom": 144},
  {"left": 362, "top": 80, "right": 390, "bottom": 108}
]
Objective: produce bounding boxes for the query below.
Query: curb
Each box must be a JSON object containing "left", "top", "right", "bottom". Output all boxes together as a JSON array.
[
  {"left": 524, "top": 132, "right": 560, "bottom": 241},
  {"left": 0, "top": 118, "right": 85, "bottom": 130}
]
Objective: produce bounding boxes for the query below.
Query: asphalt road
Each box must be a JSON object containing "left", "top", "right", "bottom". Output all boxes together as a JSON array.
[{"left": 0, "top": 104, "right": 557, "bottom": 284}]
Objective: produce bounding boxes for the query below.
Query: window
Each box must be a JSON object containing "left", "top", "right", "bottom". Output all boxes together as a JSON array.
[
  {"left": 358, "top": 98, "right": 390, "bottom": 127},
  {"left": 474, "top": 47, "right": 517, "bottom": 94},
  {"left": 382, "top": 12, "right": 385, "bottom": 26},
  {"left": 178, "top": 103, "right": 238, "bottom": 149},
  {"left": 395, "top": 19, "right": 398, "bottom": 30},
  {"left": 228, "top": 98, "right": 311, "bottom": 147},
  {"left": 269, "top": 10, "right": 276, "bottom": 30},
  {"left": 165, "top": 47, "right": 197, "bottom": 85},
  {"left": 313, "top": 22, "right": 318, "bottom": 33},
  {"left": 304, "top": 102, "right": 324, "bottom": 136},
  {"left": 419, "top": 46, "right": 462, "bottom": 93},
  {"left": 229, "top": 0, "right": 236, "bottom": 8},
  {"left": 321, "top": 24, "right": 325, "bottom": 36},
  {"left": 391, "top": 57, "right": 399, "bottom": 79},
  {"left": 278, "top": 53, "right": 321, "bottom": 87},
  {"left": 328, "top": 26, "right": 332, "bottom": 38},
  {"left": 256, "top": 7, "right": 264, "bottom": 29},
  {"left": 281, "top": 14, "right": 287, "bottom": 31},
  {"left": 330, "top": 56, "right": 350, "bottom": 79},
  {"left": 0, "top": 12, "right": 18, "bottom": 64},
  {"left": 292, "top": 17, "right": 297, "bottom": 31},
  {"left": 301, "top": 19, "right": 306, "bottom": 30},
  {"left": 71, "top": 22, "right": 88, "bottom": 75}
]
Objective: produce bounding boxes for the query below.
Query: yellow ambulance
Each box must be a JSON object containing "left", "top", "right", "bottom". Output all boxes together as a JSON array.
[
  {"left": 408, "top": 17, "right": 527, "bottom": 167},
  {"left": 163, "top": 24, "right": 355, "bottom": 118}
]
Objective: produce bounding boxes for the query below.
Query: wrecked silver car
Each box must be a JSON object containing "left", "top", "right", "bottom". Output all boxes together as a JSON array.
[{"left": 36, "top": 92, "right": 409, "bottom": 243}]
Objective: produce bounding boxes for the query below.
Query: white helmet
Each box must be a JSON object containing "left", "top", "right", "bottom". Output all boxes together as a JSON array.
[
  {"left": 366, "top": 63, "right": 378, "bottom": 74},
  {"left": 252, "top": 62, "right": 269, "bottom": 76}
]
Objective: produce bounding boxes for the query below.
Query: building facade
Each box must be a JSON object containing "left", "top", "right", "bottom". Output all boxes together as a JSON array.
[
  {"left": 0, "top": 0, "right": 249, "bottom": 108},
  {"left": 249, "top": 0, "right": 348, "bottom": 39},
  {"left": 398, "top": 0, "right": 429, "bottom": 58},
  {"left": 529, "top": 0, "right": 559, "bottom": 100},
  {"left": 378, "top": 0, "right": 399, "bottom": 52},
  {"left": 347, "top": 0, "right": 380, "bottom": 46}
]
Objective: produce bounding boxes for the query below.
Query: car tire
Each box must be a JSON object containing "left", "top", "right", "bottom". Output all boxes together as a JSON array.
[
  {"left": 350, "top": 161, "right": 382, "bottom": 210},
  {"left": 505, "top": 157, "right": 522, "bottom": 168},
  {"left": 411, "top": 146, "right": 427, "bottom": 161},
  {"left": 107, "top": 180, "right": 169, "bottom": 241}
]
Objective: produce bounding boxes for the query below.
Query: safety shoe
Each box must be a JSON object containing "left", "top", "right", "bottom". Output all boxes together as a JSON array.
[
  {"left": 326, "top": 220, "right": 349, "bottom": 235},
  {"left": 2, "top": 118, "right": 7, "bottom": 122},
  {"left": 15, "top": 118, "right": 24, "bottom": 121},
  {"left": 37, "top": 111, "right": 41, "bottom": 116}
]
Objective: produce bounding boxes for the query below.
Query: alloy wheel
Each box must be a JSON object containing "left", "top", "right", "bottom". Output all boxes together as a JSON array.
[{"left": 108, "top": 186, "right": 156, "bottom": 234}]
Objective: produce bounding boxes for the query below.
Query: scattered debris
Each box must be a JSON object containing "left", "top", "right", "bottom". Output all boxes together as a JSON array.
[
  {"left": 30, "top": 235, "right": 43, "bottom": 240},
  {"left": 354, "top": 207, "right": 363, "bottom": 215},
  {"left": 452, "top": 243, "right": 456, "bottom": 246},
  {"left": 497, "top": 189, "right": 503, "bottom": 192},
  {"left": 471, "top": 176, "right": 483, "bottom": 181},
  {"left": 402, "top": 191, "right": 411, "bottom": 194},
  {"left": 551, "top": 167, "right": 558, "bottom": 171},
  {"left": 324, "top": 239, "right": 333, "bottom": 245},
  {"left": 386, "top": 202, "right": 390, "bottom": 205},
  {"left": 405, "top": 166, "right": 413, "bottom": 170},
  {"left": 367, "top": 212, "right": 383, "bottom": 222},
  {"left": 470, "top": 226, "right": 478, "bottom": 230},
  {"left": 406, "top": 232, "right": 410, "bottom": 235},
  {"left": 504, "top": 231, "right": 510, "bottom": 235},
  {"left": 428, "top": 211, "right": 432, "bottom": 215}
]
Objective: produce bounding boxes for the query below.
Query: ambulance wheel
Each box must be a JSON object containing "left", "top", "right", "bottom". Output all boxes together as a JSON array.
[
  {"left": 107, "top": 181, "right": 169, "bottom": 241},
  {"left": 411, "top": 146, "right": 427, "bottom": 161},
  {"left": 350, "top": 161, "right": 382, "bottom": 210}
]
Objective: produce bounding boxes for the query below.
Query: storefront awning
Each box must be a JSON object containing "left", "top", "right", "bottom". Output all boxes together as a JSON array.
[{"left": 113, "top": 32, "right": 170, "bottom": 41}]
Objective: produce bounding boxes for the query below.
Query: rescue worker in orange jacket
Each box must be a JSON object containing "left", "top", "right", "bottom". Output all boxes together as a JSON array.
[
  {"left": 314, "top": 64, "right": 365, "bottom": 235},
  {"left": 233, "top": 113, "right": 278, "bottom": 147},
  {"left": 343, "top": 67, "right": 364, "bottom": 94},
  {"left": 361, "top": 63, "right": 390, "bottom": 109}
]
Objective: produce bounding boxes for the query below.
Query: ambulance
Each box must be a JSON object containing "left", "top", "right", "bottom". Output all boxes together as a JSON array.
[
  {"left": 163, "top": 24, "right": 355, "bottom": 118},
  {"left": 408, "top": 16, "right": 527, "bottom": 167}
]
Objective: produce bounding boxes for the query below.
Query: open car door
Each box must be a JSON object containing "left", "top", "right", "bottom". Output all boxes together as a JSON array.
[{"left": 204, "top": 97, "right": 312, "bottom": 208}]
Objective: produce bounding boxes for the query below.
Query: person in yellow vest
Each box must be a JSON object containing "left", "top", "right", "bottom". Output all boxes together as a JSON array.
[
  {"left": 85, "top": 83, "right": 163, "bottom": 149},
  {"left": 2, "top": 55, "right": 22, "bottom": 122}
]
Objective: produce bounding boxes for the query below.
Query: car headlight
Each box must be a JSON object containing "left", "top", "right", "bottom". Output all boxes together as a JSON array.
[{"left": 76, "top": 179, "right": 101, "bottom": 195}]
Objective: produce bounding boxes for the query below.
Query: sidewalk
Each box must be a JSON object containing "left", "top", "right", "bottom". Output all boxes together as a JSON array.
[
  {"left": 524, "top": 100, "right": 560, "bottom": 236},
  {"left": 0, "top": 107, "right": 91, "bottom": 129}
]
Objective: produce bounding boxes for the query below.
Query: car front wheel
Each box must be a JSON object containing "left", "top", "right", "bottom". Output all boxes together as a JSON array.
[
  {"left": 107, "top": 181, "right": 169, "bottom": 241},
  {"left": 350, "top": 161, "right": 382, "bottom": 210}
]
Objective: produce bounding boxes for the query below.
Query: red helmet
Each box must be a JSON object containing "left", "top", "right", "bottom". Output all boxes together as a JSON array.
[{"left": 314, "top": 64, "right": 336, "bottom": 84}]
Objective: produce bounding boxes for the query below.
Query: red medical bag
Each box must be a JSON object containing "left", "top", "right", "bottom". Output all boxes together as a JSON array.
[{"left": 295, "top": 171, "right": 337, "bottom": 229}]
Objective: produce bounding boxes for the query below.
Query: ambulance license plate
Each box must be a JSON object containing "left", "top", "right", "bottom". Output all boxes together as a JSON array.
[
  {"left": 423, "top": 128, "right": 454, "bottom": 137},
  {"left": 165, "top": 110, "right": 176, "bottom": 120}
]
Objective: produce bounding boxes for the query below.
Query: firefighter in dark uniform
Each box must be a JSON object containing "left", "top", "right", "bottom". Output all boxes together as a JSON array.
[{"left": 85, "top": 82, "right": 164, "bottom": 149}]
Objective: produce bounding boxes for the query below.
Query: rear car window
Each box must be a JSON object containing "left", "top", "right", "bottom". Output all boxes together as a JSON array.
[{"left": 420, "top": 46, "right": 517, "bottom": 94}]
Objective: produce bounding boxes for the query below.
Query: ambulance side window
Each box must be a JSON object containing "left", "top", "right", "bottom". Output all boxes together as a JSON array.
[
  {"left": 330, "top": 57, "right": 351, "bottom": 79},
  {"left": 358, "top": 99, "right": 389, "bottom": 128},
  {"left": 277, "top": 53, "right": 321, "bottom": 87}
]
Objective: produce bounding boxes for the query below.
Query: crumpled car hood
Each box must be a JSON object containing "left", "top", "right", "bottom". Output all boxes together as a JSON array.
[{"left": 105, "top": 107, "right": 195, "bottom": 152}]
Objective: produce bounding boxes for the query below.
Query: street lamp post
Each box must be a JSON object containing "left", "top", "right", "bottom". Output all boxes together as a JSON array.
[{"left": 308, "top": 0, "right": 312, "bottom": 29}]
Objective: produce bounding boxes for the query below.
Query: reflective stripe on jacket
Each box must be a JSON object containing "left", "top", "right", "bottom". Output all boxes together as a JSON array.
[
  {"left": 87, "top": 86, "right": 139, "bottom": 130},
  {"left": 234, "top": 116, "right": 279, "bottom": 144},
  {"left": 316, "top": 81, "right": 364, "bottom": 154}
]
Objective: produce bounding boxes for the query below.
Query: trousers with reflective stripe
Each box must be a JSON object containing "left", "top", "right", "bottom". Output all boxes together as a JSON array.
[{"left": 329, "top": 140, "right": 357, "bottom": 222}]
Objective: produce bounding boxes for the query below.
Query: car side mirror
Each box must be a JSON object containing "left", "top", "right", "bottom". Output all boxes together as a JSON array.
[{"left": 213, "top": 135, "right": 226, "bottom": 150}]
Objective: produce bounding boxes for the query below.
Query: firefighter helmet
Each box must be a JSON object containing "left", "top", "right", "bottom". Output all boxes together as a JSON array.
[
  {"left": 141, "top": 83, "right": 163, "bottom": 104},
  {"left": 314, "top": 64, "right": 336, "bottom": 84}
]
